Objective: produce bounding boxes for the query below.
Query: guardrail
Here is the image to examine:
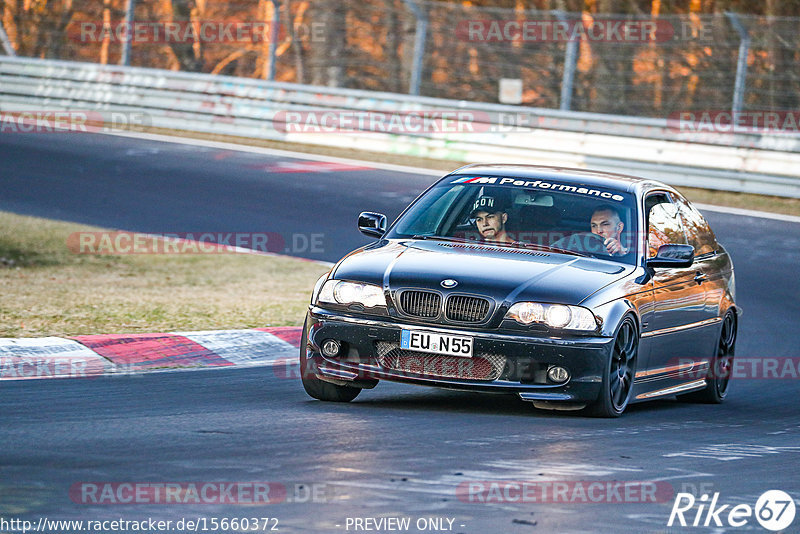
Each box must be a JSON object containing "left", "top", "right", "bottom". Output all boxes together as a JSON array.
[{"left": 2, "top": 56, "right": 800, "bottom": 198}]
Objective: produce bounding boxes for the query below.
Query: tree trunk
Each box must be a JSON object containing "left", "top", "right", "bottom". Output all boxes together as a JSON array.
[
  {"left": 168, "top": 0, "right": 203, "bottom": 71},
  {"left": 308, "top": 0, "right": 345, "bottom": 87},
  {"left": 285, "top": 0, "right": 305, "bottom": 84},
  {"left": 385, "top": 0, "right": 403, "bottom": 93}
]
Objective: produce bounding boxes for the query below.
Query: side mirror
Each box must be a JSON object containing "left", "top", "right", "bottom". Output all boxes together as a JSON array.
[
  {"left": 358, "top": 212, "right": 387, "bottom": 239},
  {"left": 647, "top": 244, "right": 695, "bottom": 268}
]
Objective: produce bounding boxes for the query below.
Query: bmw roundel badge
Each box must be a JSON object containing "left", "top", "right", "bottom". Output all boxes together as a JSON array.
[{"left": 441, "top": 279, "right": 458, "bottom": 288}]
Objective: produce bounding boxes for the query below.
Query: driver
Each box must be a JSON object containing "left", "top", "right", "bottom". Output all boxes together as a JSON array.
[
  {"left": 590, "top": 205, "right": 629, "bottom": 256},
  {"left": 471, "top": 195, "right": 513, "bottom": 244}
]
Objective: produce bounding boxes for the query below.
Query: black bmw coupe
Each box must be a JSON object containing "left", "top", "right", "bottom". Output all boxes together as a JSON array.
[{"left": 300, "top": 165, "right": 738, "bottom": 417}]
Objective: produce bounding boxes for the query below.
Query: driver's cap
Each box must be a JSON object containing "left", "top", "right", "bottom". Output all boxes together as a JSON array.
[{"left": 470, "top": 195, "right": 506, "bottom": 217}]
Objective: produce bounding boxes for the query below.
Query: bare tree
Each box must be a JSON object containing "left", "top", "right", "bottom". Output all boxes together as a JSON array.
[
  {"left": 308, "top": 0, "right": 346, "bottom": 87},
  {"left": 168, "top": 0, "right": 202, "bottom": 71}
]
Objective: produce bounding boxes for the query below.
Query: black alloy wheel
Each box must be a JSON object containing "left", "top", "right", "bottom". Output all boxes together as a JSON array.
[
  {"left": 679, "top": 309, "right": 737, "bottom": 404},
  {"left": 587, "top": 316, "right": 638, "bottom": 418}
]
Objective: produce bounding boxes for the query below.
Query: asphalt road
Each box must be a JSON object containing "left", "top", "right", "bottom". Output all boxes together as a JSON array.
[
  {"left": 0, "top": 133, "right": 420, "bottom": 263},
  {"left": 2, "top": 132, "right": 800, "bottom": 533}
]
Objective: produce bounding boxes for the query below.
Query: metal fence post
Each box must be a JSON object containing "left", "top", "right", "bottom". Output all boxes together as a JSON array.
[
  {"left": 401, "top": 0, "right": 427, "bottom": 96},
  {"left": 555, "top": 11, "right": 577, "bottom": 111},
  {"left": 267, "top": 0, "right": 280, "bottom": 81},
  {"left": 726, "top": 12, "right": 750, "bottom": 116},
  {"left": 120, "top": 0, "right": 136, "bottom": 65}
]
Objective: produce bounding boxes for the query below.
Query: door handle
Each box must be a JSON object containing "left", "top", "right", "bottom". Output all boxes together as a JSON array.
[{"left": 694, "top": 272, "right": 708, "bottom": 284}]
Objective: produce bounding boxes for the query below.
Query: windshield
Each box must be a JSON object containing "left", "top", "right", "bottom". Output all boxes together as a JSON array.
[{"left": 388, "top": 176, "right": 639, "bottom": 265}]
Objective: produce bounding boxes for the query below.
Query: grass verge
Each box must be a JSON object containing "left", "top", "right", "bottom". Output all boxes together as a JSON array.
[{"left": 0, "top": 211, "right": 328, "bottom": 338}]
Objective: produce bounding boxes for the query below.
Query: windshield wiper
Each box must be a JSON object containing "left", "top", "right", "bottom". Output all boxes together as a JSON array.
[
  {"left": 514, "top": 242, "right": 590, "bottom": 258},
  {"left": 409, "top": 235, "right": 470, "bottom": 243},
  {"left": 410, "top": 235, "right": 589, "bottom": 257}
]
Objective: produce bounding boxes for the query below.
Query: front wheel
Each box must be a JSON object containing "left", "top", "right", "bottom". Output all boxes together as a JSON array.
[
  {"left": 299, "top": 317, "right": 361, "bottom": 402},
  {"left": 586, "top": 317, "right": 638, "bottom": 418}
]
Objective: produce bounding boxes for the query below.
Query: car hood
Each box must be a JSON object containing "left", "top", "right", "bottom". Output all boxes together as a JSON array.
[{"left": 332, "top": 239, "right": 632, "bottom": 305}]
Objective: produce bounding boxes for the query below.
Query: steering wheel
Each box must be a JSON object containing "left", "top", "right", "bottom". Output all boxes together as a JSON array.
[{"left": 550, "top": 232, "right": 612, "bottom": 256}]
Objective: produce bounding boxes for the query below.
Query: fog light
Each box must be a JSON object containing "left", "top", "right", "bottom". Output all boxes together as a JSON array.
[
  {"left": 547, "top": 365, "right": 569, "bottom": 383},
  {"left": 321, "top": 339, "right": 341, "bottom": 357}
]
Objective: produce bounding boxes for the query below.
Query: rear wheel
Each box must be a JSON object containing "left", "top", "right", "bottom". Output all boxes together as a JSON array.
[
  {"left": 679, "top": 309, "right": 736, "bottom": 404},
  {"left": 299, "top": 317, "right": 361, "bottom": 402},
  {"left": 586, "top": 317, "right": 638, "bottom": 418}
]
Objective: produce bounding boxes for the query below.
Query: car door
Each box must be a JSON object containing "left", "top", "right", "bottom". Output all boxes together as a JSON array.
[
  {"left": 672, "top": 192, "right": 730, "bottom": 358},
  {"left": 672, "top": 192, "right": 730, "bottom": 322},
  {"left": 641, "top": 192, "right": 711, "bottom": 383}
]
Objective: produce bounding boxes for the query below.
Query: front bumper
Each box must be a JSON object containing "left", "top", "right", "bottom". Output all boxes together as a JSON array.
[{"left": 304, "top": 307, "right": 615, "bottom": 403}]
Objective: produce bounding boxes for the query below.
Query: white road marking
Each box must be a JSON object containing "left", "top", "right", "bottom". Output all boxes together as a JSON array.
[
  {"left": 663, "top": 443, "right": 800, "bottom": 461},
  {"left": 103, "top": 129, "right": 800, "bottom": 223},
  {"left": 105, "top": 129, "right": 442, "bottom": 177}
]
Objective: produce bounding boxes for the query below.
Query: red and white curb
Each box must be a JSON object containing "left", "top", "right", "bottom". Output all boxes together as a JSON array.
[{"left": 0, "top": 327, "right": 302, "bottom": 381}]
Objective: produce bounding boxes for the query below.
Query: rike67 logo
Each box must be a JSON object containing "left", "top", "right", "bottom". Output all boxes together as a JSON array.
[{"left": 668, "top": 490, "right": 796, "bottom": 531}]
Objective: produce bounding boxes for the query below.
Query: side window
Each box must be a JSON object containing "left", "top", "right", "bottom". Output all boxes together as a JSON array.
[
  {"left": 672, "top": 193, "right": 719, "bottom": 256},
  {"left": 645, "top": 193, "right": 688, "bottom": 258}
]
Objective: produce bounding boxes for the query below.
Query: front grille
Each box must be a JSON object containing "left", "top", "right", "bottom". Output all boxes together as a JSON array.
[
  {"left": 446, "top": 295, "right": 491, "bottom": 323},
  {"left": 398, "top": 290, "right": 441, "bottom": 318},
  {"left": 375, "top": 341, "right": 505, "bottom": 381}
]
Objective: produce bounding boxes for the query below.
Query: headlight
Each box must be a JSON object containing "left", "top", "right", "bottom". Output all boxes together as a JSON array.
[
  {"left": 317, "top": 280, "right": 386, "bottom": 308},
  {"left": 509, "top": 302, "right": 545, "bottom": 324},
  {"left": 546, "top": 304, "right": 571, "bottom": 328},
  {"left": 506, "top": 302, "right": 598, "bottom": 331}
]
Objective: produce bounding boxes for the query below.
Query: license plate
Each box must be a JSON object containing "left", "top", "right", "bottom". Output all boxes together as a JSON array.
[{"left": 400, "top": 330, "right": 473, "bottom": 358}]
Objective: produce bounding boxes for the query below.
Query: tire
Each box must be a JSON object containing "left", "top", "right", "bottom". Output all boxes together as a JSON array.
[
  {"left": 299, "top": 316, "right": 361, "bottom": 403},
  {"left": 586, "top": 316, "right": 638, "bottom": 418},
  {"left": 678, "top": 309, "right": 736, "bottom": 404}
]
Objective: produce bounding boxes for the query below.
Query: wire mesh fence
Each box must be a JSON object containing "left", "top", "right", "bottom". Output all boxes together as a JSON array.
[{"left": 1, "top": 0, "right": 798, "bottom": 118}]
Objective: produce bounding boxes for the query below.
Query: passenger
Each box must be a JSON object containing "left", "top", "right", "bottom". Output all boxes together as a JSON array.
[
  {"left": 590, "top": 205, "right": 629, "bottom": 256},
  {"left": 471, "top": 195, "right": 513, "bottom": 244}
]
